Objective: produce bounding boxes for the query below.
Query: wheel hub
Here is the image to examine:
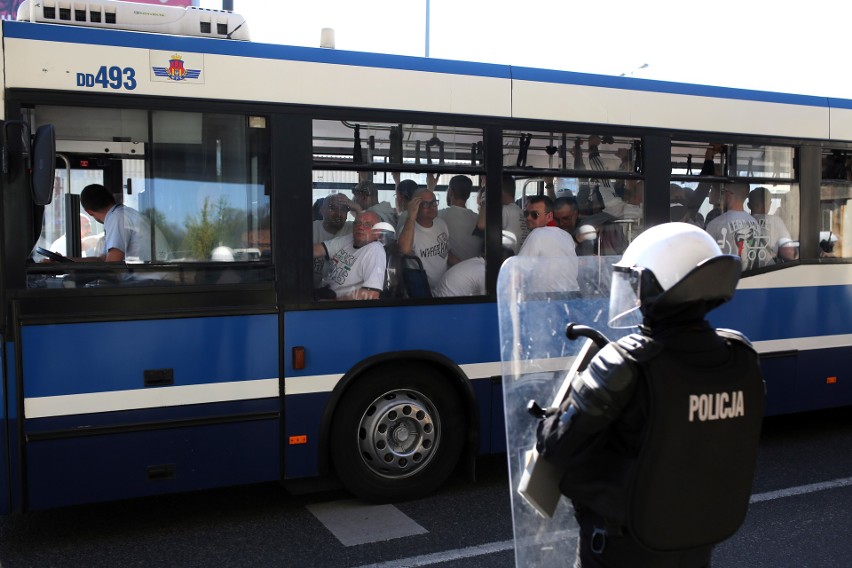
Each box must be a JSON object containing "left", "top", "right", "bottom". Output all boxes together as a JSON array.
[{"left": 357, "top": 389, "right": 440, "bottom": 479}]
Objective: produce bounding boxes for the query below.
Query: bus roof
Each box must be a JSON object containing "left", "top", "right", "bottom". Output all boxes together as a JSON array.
[{"left": 4, "top": 19, "right": 852, "bottom": 140}]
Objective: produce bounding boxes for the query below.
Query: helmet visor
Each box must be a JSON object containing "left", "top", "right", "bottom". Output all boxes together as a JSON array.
[{"left": 608, "top": 266, "right": 643, "bottom": 329}]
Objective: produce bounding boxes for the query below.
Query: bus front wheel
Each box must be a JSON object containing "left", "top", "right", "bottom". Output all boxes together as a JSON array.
[{"left": 330, "top": 365, "right": 465, "bottom": 502}]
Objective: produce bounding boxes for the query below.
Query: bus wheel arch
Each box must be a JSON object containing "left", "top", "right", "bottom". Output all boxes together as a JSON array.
[{"left": 325, "top": 355, "right": 475, "bottom": 502}]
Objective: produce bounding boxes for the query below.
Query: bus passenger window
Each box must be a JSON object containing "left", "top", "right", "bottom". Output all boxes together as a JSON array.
[
  {"left": 821, "top": 150, "right": 852, "bottom": 259},
  {"left": 502, "top": 131, "right": 643, "bottom": 254},
  {"left": 311, "top": 120, "right": 486, "bottom": 301},
  {"left": 673, "top": 141, "right": 799, "bottom": 272}
]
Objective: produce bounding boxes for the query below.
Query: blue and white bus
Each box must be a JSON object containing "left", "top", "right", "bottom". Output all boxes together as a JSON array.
[{"left": 1, "top": 0, "right": 850, "bottom": 513}]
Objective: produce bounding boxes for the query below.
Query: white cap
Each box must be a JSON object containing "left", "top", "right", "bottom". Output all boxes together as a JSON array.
[
  {"left": 576, "top": 224, "right": 597, "bottom": 242},
  {"left": 372, "top": 222, "right": 395, "bottom": 234}
]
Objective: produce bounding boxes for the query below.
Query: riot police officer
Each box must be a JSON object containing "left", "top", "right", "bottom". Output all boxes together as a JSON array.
[{"left": 536, "top": 222, "right": 765, "bottom": 567}]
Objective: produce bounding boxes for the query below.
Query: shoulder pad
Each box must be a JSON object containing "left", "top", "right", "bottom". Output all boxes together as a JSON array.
[
  {"left": 615, "top": 333, "right": 663, "bottom": 363},
  {"left": 716, "top": 328, "right": 756, "bottom": 353}
]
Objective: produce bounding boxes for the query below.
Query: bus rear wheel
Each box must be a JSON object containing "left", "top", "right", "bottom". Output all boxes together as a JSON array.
[{"left": 330, "top": 365, "right": 465, "bottom": 502}]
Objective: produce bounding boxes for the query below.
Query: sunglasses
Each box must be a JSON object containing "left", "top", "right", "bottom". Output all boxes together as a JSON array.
[{"left": 523, "top": 210, "right": 541, "bottom": 219}]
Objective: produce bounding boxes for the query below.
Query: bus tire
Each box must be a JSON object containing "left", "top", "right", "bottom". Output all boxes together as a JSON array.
[{"left": 330, "top": 364, "right": 465, "bottom": 502}]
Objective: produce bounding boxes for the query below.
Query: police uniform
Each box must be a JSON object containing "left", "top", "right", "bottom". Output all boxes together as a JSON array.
[{"left": 535, "top": 223, "right": 766, "bottom": 568}]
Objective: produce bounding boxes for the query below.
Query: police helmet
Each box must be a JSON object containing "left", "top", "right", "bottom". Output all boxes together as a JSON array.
[{"left": 608, "top": 222, "right": 741, "bottom": 328}]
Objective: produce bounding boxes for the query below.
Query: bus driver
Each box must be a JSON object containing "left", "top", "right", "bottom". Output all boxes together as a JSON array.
[{"left": 80, "top": 183, "right": 156, "bottom": 262}]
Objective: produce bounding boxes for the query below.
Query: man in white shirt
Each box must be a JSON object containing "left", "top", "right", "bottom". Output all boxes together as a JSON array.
[
  {"left": 312, "top": 193, "right": 354, "bottom": 287},
  {"left": 518, "top": 195, "right": 579, "bottom": 293},
  {"left": 399, "top": 188, "right": 450, "bottom": 292},
  {"left": 433, "top": 231, "right": 517, "bottom": 298},
  {"left": 80, "top": 183, "right": 153, "bottom": 262},
  {"left": 353, "top": 180, "right": 397, "bottom": 227},
  {"left": 313, "top": 211, "right": 386, "bottom": 300},
  {"left": 706, "top": 183, "right": 770, "bottom": 270},
  {"left": 438, "top": 175, "right": 481, "bottom": 263},
  {"left": 747, "top": 187, "right": 791, "bottom": 259},
  {"left": 474, "top": 176, "right": 528, "bottom": 253}
]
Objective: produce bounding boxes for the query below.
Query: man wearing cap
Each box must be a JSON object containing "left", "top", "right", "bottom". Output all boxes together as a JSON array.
[{"left": 312, "top": 211, "right": 386, "bottom": 300}]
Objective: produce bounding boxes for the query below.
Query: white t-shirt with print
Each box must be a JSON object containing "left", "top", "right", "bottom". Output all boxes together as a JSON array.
[
  {"left": 321, "top": 235, "right": 386, "bottom": 298},
  {"left": 411, "top": 217, "right": 450, "bottom": 290},
  {"left": 752, "top": 213, "right": 790, "bottom": 253},
  {"left": 312, "top": 220, "right": 353, "bottom": 288},
  {"left": 706, "top": 210, "right": 771, "bottom": 269}
]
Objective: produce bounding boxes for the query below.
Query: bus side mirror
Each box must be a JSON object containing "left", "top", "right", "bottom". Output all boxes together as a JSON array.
[{"left": 31, "top": 124, "right": 55, "bottom": 206}]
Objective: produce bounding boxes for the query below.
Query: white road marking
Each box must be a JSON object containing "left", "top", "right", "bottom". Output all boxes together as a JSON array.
[
  {"left": 749, "top": 476, "right": 852, "bottom": 503},
  {"left": 349, "top": 477, "right": 852, "bottom": 567},
  {"left": 354, "top": 539, "right": 515, "bottom": 568},
  {"left": 353, "top": 529, "right": 578, "bottom": 568},
  {"left": 307, "top": 499, "right": 427, "bottom": 547}
]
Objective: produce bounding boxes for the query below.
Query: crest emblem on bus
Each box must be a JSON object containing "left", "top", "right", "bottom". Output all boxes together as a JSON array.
[{"left": 152, "top": 54, "right": 201, "bottom": 81}]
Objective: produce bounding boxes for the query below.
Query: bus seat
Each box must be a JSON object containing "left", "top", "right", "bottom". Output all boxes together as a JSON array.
[
  {"left": 381, "top": 243, "right": 403, "bottom": 299},
  {"left": 401, "top": 254, "right": 432, "bottom": 299}
]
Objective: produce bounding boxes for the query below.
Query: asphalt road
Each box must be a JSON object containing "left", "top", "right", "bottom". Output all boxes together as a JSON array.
[{"left": 1, "top": 407, "right": 851, "bottom": 567}]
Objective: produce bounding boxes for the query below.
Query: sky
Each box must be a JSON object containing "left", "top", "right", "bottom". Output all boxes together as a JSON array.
[{"left": 196, "top": 0, "right": 852, "bottom": 100}]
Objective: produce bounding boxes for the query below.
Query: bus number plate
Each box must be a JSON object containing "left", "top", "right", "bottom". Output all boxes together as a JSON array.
[{"left": 76, "top": 66, "right": 137, "bottom": 91}]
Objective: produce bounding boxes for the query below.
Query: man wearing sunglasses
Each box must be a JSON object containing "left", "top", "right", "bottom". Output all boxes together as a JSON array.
[{"left": 517, "top": 195, "right": 579, "bottom": 293}]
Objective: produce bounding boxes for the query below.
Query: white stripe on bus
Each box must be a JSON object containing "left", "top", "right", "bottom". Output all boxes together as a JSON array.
[
  {"left": 24, "top": 332, "right": 852, "bottom": 417},
  {"left": 24, "top": 378, "right": 278, "bottom": 419},
  {"left": 737, "top": 264, "right": 852, "bottom": 289},
  {"left": 283, "top": 359, "right": 569, "bottom": 396}
]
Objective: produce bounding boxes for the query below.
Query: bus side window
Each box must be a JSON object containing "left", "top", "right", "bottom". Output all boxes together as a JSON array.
[{"left": 821, "top": 150, "right": 851, "bottom": 259}]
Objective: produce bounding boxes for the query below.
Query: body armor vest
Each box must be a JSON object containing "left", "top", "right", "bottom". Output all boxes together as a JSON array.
[
  {"left": 555, "top": 329, "right": 765, "bottom": 553},
  {"left": 619, "top": 329, "right": 765, "bottom": 551}
]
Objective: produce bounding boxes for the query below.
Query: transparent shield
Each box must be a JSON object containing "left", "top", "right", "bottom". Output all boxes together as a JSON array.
[{"left": 497, "top": 255, "right": 632, "bottom": 567}]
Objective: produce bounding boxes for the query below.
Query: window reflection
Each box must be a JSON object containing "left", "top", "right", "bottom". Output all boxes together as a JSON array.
[
  {"left": 820, "top": 149, "right": 852, "bottom": 259},
  {"left": 28, "top": 106, "right": 272, "bottom": 288}
]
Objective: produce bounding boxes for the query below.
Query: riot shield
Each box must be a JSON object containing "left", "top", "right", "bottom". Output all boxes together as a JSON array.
[{"left": 498, "top": 254, "right": 632, "bottom": 567}]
